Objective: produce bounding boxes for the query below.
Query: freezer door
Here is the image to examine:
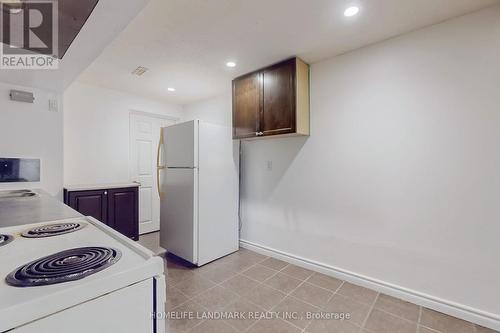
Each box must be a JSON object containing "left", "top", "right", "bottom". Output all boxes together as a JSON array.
[
  {"left": 159, "top": 168, "right": 198, "bottom": 264},
  {"left": 163, "top": 120, "right": 198, "bottom": 168}
]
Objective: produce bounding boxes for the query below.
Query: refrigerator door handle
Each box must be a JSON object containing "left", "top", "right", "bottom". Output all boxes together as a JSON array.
[{"left": 157, "top": 129, "right": 166, "bottom": 199}]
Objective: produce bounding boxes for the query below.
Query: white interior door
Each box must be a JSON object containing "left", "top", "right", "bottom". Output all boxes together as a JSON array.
[{"left": 130, "top": 114, "right": 176, "bottom": 235}]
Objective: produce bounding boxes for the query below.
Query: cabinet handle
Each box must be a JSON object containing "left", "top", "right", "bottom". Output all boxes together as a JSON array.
[{"left": 104, "top": 191, "right": 107, "bottom": 195}]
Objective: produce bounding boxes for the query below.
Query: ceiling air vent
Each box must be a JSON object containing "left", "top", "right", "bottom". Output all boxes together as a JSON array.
[{"left": 131, "top": 66, "right": 148, "bottom": 76}]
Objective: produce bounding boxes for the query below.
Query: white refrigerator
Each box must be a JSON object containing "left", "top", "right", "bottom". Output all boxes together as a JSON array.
[{"left": 158, "top": 120, "right": 239, "bottom": 266}]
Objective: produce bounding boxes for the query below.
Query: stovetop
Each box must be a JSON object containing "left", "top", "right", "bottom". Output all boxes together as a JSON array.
[
  {"left": 0, "top": 216, "right": 164, "bottom": 333},
  {"left": 6, "top": 246, "right": 122, "bottom": 287},
  {"left": 21, "top": 222, "right": 85, "bottom": 238},
  {"left": 0, "top": 217, "right": 148, "bottom": 308},
  {"left": 0, "top": 234, "right": 13, "bottom": 247}
]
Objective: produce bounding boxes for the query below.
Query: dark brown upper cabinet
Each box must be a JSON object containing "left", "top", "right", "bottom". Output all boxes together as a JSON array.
[
  {"left": 232, "top": 72, "right": 261, "bottom": 138},
  {"left": 232, "top": 57, "right": 310, "bottom": 139}
]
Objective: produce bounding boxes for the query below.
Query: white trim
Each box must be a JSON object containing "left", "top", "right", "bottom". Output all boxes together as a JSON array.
[
  {"left": 129, "top": 109, "right": 180, "bottom": 122},
  {"left": 240, "top": 239, "right": 500, "bottom": 331}
]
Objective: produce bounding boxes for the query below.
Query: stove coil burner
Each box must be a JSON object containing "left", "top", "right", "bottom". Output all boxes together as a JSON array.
[
  {"left": 21, "top": 222, "right": 85, "bottom": 238},
  {"left": 6, "top": 247, "right": 121, "bottom": 287},
  {"left": 0, "top": 234, "right": 14, "bottom": 247}
]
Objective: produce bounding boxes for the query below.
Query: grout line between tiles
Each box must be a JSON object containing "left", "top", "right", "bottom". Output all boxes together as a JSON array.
[
  {"left": 240, "top": 262, "right": 319, "bottom": 332},
  {"left": 335, "top": 284, "right": 425, "bottom": 327},
  {"left": 239, "top": 263, "right": 299, "bottom": 332},
  {"left": 217, "top": 256, "right": 291, "bottom": 332},
  {"left": 262, "top": 272, "right": 341, "bottom": 300},
  {"left": 266, "top": 273, "right": 336, "bottom": 332},
  {"left": 418, "top": 325, "right": 443, "bottom": 333},
  {"left": 372, "top": 307, "right": 422, "bottom": 325},
  {"left": 185, "top": 300, "right": 210, "bottom": 332},
  {"left": 417, "top": 306, "right": 423, "bottom": 333},
  {"left": 361, "top": 291, "right": 380, "bottom": 329}
]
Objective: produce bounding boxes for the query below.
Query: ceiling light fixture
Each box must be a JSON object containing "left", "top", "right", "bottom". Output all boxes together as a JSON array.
[
  {"left": 226, "top": 61, "right": 236, "bottom": 68},
  {"left": 167, "top": 87, "right": 176, "bottom": 92},
  {"left": 344, "top": 6, "right": 360, "bottom": 17}
]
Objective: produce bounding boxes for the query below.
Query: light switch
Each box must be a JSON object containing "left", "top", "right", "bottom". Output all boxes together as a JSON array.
[{"left": 266, "top": 160, "right": 273, "bottom": 171}]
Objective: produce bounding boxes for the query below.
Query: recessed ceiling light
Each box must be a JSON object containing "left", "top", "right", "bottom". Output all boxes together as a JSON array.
[
  {"left": 344, "top": 6, "right": 360, "bottom": 17},
  {"left": 226, "top": 61, "right": 236, "bottom": 68},
  {"left": 167, "top": 87, "right": 176, "bottom": 92}
]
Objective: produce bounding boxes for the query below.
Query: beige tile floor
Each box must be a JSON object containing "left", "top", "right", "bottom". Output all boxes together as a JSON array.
[{"left": 138, "top": 233, "right": 498, "bottom": 333}]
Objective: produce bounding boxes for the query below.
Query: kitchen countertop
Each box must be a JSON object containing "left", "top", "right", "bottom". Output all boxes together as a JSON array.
[
  {"left": 64, "top": 182, "right": 140, "bottom": 191},
  {"left": 0, "top": 190, "right": 82, "bottom": 228}
]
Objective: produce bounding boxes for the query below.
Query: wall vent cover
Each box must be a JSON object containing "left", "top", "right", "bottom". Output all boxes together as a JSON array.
[{"left": 131, "top": 66, "right": 148, "bottom": 76}]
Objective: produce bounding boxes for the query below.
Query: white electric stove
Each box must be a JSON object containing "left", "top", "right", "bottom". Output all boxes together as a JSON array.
[{"left": 0, "top": 216, "right": 165, "bottom": 333}]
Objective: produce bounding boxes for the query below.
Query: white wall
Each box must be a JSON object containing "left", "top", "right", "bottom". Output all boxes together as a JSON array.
[
  {"left": 0, "top": 82, "right": 63, "bottom": 197},
  {"left": 182, "top": 93, "right": 232, "bottom": 126},
  {"left": 63, "top": 82, "right": 183, "bottom": 185},
  {"left": 183, "top": 6, "right": 500, "bottom": 327}
]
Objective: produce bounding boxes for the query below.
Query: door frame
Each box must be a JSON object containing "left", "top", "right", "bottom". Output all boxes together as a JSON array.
[
  {"left": 129, "top": 109, "right": 180, "bottom": 122},
  {"left": 129, "top": 110, "right": 179, "bottom": 235}
]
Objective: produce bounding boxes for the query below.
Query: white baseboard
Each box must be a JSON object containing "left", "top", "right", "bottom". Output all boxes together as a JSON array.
[{"left": 240, "top": 239, "right": 500, "bottom": 331}]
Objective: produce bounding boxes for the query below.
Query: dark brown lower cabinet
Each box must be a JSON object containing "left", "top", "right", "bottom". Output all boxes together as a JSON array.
[
  {"left": 64, "top": 186, "right": 139, "bottom": 240},
  {"left": 107, "top": 188, "right": 138, "bottom": 240},
  {"left": 66, "top": 189, "right": 108, "bottom": 223}
]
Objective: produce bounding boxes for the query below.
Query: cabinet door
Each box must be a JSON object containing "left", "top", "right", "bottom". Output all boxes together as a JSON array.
[
  {"left": 232, "top": 72, "right": 261, "bottom": 139},
  {"left": 262, "top": 59, "right": 296, "bottom": 136},
  {"left": 107, "top": 187, "right": 139, "bottom": 240},
  {"left": 67, "top": 190, "right": 107, "bottom": 223}
]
